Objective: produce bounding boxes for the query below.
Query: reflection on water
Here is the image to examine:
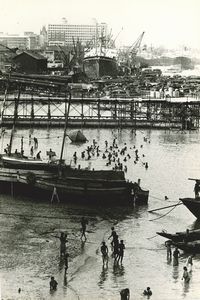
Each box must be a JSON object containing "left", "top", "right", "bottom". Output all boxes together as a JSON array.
[
  {"left": 98, "top": 265, "right": 108, "bottom": 288},
  {"left": 172, "top": 265, "right": 179, "bottom": 282},
  {"left": 113, "top": 263, "right": 125, "bottom": 277}
]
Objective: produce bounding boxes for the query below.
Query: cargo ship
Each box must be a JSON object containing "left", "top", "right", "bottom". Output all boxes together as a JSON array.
[{"left": 83, "top": 55, "right": 118, "bottom": 79}]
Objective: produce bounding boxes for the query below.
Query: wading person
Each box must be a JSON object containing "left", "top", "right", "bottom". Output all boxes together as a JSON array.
[
  {"left": 173, "top": 247, "right": 180, "bottom": 266},
  {"left": 143, "top": 287, "right": 152, "bottom": 296},
  {"left": 113, "top": 234, "right": 119, "bottom": 260},
  {"left": 194, "top": 180, "right": 200, "bottom": 198},
  {"left": 165, "top": 240, "right": 172, "bottom": 260},
  {"left": 49, "top": 276, "right": 58, "bottom": 291},
  {"left": 182, "top": 266, "right": 190, "bottom": 283},
  {"left": 108, "top": 227, "right": 117, "bottom": 248},
  {"left": 101, "top": 241, "right": 108, "bottom": 266},
  {"left": 120, "top": 288, "right": 130, "bottom": 300},
  {"left": 117, "top": 240, "right": 125, "bottom": 264},
  {"left": 80, "top": 216, "right": 88, "bottom": 240},
  {"left": 186, "top": 254, "right": 195, "bottom": 272},
  {"left": 36, "top": 151, "right": 41, "bottom": 159}
]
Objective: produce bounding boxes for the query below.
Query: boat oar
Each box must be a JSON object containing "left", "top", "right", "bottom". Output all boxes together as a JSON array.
[{"left": 148, "top": 202, "right": 182, "bottom": 213}]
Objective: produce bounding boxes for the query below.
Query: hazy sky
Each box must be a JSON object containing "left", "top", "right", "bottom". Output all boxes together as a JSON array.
[{"left": 0, "top": 0, "right": 199, "bottom": 48}]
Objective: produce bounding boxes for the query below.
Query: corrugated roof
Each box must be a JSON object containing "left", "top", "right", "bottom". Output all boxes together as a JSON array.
[{"left": 14, "top": 51, "right": 47, "bottom": 60}]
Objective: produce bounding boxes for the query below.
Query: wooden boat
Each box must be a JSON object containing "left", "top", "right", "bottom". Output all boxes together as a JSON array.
[
  {"left": 0, "top": 162, "right": 149, "bottom": 205},
  {"left": 172, "top": 240, "right": 200, "bottom": 253},
  {"left": 157, "top": 229, "right": 200, "bottom": 242},
  {"left": 180, "top": 197, "right": 200, "bottom": 219},
  {"left": 8, "top": 169, "right": 148, "bottom": 205},
  {"left": 0, "top": 154, "right": 60, "bottom": 171}
]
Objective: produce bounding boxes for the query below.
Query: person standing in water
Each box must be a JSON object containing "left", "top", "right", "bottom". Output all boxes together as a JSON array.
[
  {"left": 182, "top": 266, "right": 190, "bottom": 283},
  {"left": 117, "top": 240, "right": 125, "bottom": 264},
  {"left": 49, "top": 276, "right": 58, "bottom": 291},
  {"left": 173, "top": 247, "right": 180, "bottom": 266},
  {"left": 80, "top": 217, "right": 88, "bottom": 240},
  {"left": 120, "top": 288, "right": 130, "bottom": 300},
  {"left": 101, "top": 241, "right": 109, "bottom": 266},
  {"left": 108, "top": 227, "right": 117, "bottom": 248}
]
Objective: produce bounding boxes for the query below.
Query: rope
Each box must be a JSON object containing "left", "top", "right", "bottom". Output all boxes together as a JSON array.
[
  {"left": 147, "top": 234, "right": 158, "bottom": 240},
  {"left": 149, "top": 200, "right": 182, "bottom": 221},
  {"left": 150, "top": 195, "right": 167, "bottom": 201}
]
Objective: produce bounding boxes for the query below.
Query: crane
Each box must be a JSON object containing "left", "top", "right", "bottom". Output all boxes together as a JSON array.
[
  {"left": 129, "top": 31, "right": 145, "bottom": 59},
  {"left": 56, "top": 44, "right": 69, "bottom": 67}
]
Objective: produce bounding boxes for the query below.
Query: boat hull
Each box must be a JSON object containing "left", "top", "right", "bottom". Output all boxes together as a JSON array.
[
  {"left": 157, "top": 229, "right": 200, "bottom": 242},
  {"left": 0, "top": 168, "right": 149, "bottom": 205},
  {"left": 180, "top": 197, "right": 200, "bottom": 219},
  {"left": 83, "top": 56, "right": 118, "bottom": 79},
  {"left": 173, "top": 241, "right": 200, "bottom": 253}
]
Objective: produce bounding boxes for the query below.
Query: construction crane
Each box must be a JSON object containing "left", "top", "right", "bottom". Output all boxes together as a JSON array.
[
  {"left": 129, "top": 31, "right": 145, "bottom": 59},
  {"left": 56, "top": 45, "right": 69, "bottom": 68}
]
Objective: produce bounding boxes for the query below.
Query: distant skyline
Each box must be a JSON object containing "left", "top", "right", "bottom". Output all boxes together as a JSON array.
[{"left": 0, "top": 0, "right": 199, "bottom": 48}]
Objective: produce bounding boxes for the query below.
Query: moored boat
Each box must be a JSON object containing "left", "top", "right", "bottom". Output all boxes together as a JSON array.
[
  {"left": 0, "top": 161, "right": 149, "bottom": 205},
  {"left": 180, "top": 197, "right": 200, "bottom": 219},
  {"left": 172, "top": 240, "right": 200, "bottom": 253},
  {"left": 157, "top": 228, "right": 200, "bottom": 243},
  {"left": 0, "top": 154, "right": 60, "bottom": 171}
]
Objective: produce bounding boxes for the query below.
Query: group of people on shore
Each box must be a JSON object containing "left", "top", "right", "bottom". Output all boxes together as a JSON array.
[{"left": 100, "top": 226, "right": 125, "bottom": 267}]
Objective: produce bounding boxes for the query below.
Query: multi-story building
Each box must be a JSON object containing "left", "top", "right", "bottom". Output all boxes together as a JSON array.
[
  {"left": 0, "top": 35, "right": 28, "bottom": 49},
  {"left": 0, "top": 33, "right": 40, "bottom": 50},
  {"left": 47, "top": 21, "right": 107, "bottom": 46}
]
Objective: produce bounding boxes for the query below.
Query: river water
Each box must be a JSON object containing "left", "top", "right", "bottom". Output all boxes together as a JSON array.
[{"left": 1, "top": 128, "right": 200, "bottom": 300}]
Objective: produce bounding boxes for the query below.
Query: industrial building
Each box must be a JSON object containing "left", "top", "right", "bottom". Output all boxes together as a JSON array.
[
  {"left": 47, "top": 21, "right": 107, "bottom": 46},
  {"left": 13, "top": 51, "right": 47, "bottom": 73}
]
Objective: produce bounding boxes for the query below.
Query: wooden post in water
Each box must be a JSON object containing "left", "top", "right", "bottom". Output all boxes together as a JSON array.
[
  {"left": 9, "top": 84, "right": 21, "bottom": 154},
  {"left": 59, "top": 92, "right": 71, "bottom": 164}
]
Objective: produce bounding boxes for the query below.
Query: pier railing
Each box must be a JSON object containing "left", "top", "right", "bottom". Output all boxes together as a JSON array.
[{"left": 0, "top": 92, "right": 200, "bottom": 129}]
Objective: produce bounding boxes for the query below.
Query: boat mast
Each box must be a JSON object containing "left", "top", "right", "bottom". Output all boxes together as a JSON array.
[
  {"left": 8, "top": 84, "right": 21, "bottom": 155},
  {"left": 59, "top": 91, "right": 71, "bottom": 164}
]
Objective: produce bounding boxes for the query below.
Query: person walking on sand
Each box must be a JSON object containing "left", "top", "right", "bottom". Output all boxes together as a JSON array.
[{"left": 80, "top": 216, "right": 88, "bottom": 240}]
